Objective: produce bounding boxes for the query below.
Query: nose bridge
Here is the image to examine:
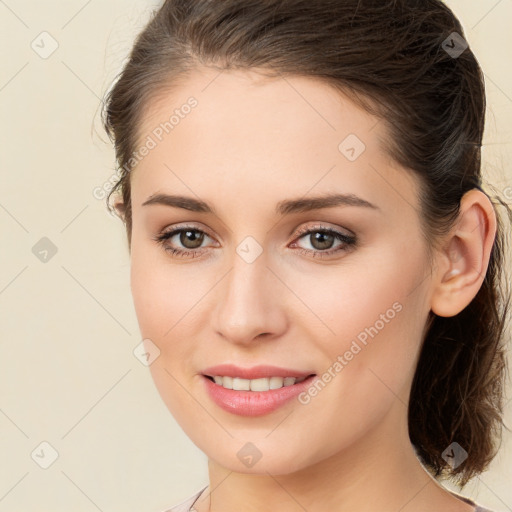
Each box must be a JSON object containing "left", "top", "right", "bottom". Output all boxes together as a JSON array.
[{"left": 212, "top": 245, "right": 286, "bottom": 344}]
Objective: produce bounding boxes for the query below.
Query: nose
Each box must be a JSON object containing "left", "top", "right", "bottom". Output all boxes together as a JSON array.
[{"left": 212, "top": 251, "right": 288, "bottom": 346}]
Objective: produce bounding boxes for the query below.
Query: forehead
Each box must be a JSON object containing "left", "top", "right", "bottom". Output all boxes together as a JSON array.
[
  {"left": 138, "top": 66, "right": 382, "bottom": 150},
  {"left": 131, "top": 67, "right": 420, "bottom": 219}
]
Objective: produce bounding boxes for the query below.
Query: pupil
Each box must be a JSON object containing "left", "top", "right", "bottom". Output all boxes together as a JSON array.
[
  {"left": 181, "top": 230, "right": 203, "bottom": 249},
  {"left": 312, "top": 232, "right": 333, "bottom": 250}
]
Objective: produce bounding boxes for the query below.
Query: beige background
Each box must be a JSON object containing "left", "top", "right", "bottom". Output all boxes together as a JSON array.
[{"left": 0, "top": 1, "right": 511, "bottom": 511}]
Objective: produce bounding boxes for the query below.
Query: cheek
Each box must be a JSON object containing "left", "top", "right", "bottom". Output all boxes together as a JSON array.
[
  {"left": 130, "top": 246, "right": 205, "bottom": 421},
  {"left": 129, "top": 237, "right": 199, "bottom": 342},
  {"left": 294, "top": 243, "right": 426, "bottom": 339},
  {"left": 290, "top": 243, "right": 429, "bottom": 394}
]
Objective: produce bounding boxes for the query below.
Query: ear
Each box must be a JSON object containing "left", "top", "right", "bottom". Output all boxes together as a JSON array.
[
  {"left": 430, "top": 189, "right": 497, "bottom": 317},
  {"left": 113, "top": 199, "right": 127, "bottom": 222}
]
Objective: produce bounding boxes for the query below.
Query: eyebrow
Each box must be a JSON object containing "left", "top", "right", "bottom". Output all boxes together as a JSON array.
[{"left": 142, "top": 192, "right": 379, "bottom": 215}]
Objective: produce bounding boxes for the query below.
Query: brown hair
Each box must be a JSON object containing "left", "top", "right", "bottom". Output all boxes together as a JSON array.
[{"left": 102, "top": 0, "right": 512, "bottom": 487}]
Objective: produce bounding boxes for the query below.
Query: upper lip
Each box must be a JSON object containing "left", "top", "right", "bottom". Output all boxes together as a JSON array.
[{"left": 202, "top": 364, "right": 315, "bottom": 379}]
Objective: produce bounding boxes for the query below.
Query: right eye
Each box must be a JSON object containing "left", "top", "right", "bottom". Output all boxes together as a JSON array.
[{"left": 153, "top": 226, "right": 216, "bottom": 258}]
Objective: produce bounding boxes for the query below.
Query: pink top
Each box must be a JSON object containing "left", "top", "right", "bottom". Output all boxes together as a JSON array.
[{"left": 161, "top": 486, "right": 495, "bottom": 512}]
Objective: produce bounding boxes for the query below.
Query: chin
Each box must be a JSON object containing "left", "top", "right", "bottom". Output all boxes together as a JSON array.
[{"left": 198, "top": 437, "right": 319, "bottom": 476}]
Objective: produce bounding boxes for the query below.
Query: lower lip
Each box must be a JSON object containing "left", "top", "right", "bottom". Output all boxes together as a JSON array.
[{"left": 202, "top": 375, "right": 317, "bottom": 416}]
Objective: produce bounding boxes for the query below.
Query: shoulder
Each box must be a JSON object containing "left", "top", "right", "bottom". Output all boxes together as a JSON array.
[{"left": 159, "top": 486, "right": 208, "bottom": 512}]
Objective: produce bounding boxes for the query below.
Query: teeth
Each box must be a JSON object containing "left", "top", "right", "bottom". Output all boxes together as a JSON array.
[
  {"left": 233, "top": 377, "right": 251, "bottom": 390},
  {"left": 270, "top": 376, "right": 284, "bottom": 389},
  {"left": 210, "top": 375, "right": 308, "bottom": 391},
  {"left": 284, "top": 377, "right": 296, "bottom": 386},
  {"left": 250, "top": 378, "right": 269, "bottom": 392}
]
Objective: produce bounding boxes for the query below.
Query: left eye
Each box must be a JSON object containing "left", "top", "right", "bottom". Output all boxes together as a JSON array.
[{"left": 293, "top": 228, "right": 355, "bottom": 252}]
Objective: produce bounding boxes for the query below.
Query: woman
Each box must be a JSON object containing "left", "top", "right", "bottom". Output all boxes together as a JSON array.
[{"left": 102, "top": 1, "right": 511, "bottom": 511}]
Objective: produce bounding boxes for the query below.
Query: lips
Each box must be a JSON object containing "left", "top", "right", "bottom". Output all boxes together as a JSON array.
[{"left": 201, "top": 364, "right": 317, "bottom": 416}]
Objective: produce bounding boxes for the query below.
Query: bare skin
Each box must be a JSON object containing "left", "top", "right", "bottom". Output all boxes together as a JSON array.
[{"left": 122, "top": 67, "right": 495, "bottom": 512}]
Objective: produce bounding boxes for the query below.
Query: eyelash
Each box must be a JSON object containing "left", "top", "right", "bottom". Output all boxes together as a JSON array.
[{"left": 152, "top": 224, "right": 357, "bottom": 260}]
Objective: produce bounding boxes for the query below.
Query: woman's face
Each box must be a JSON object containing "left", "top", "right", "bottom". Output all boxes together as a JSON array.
[{"left": 128, "top": 67, "right": 434, "bottom": 474}]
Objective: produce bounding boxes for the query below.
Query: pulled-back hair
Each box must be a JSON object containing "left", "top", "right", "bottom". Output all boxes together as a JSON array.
[{"left": 102, "top": 0, "right": 512, "bottom": 487}]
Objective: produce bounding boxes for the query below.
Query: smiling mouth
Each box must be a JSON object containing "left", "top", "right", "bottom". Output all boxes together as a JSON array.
[{"left": 204, "top": 374, "right": 316, "bottom": 391}]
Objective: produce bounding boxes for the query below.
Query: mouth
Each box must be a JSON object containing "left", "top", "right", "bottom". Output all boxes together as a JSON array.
[
  {"left": 203, "top": 374, "right": 316, "bottom": 391},
  {"left": 201, "top": 368, "right": 318, "bottom": 416}
]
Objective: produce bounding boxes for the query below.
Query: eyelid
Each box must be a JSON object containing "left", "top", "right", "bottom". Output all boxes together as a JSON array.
[
  {"left": 159, "top": 222, "right": 217, "bottom": 240},
  {"left": 293, "top": 222, "right": 355, "bottom": 239}
]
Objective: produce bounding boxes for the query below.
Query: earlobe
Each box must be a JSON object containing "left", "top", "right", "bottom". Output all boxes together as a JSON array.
[{"left": 431, "top": 189, "right": 497, "bottom": 318}]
